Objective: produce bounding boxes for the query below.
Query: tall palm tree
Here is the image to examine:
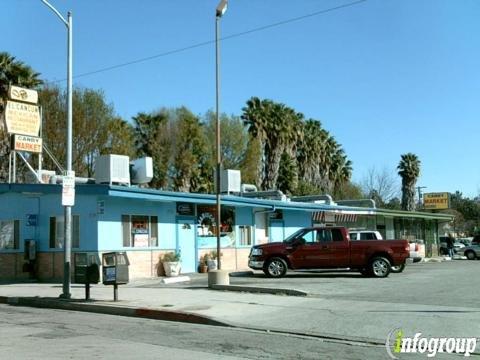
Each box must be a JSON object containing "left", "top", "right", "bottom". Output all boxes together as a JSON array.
[
  {"left": 0, "top": 52, "right": 42, "bottom": 100},
  {"left": 242, "top": 97, "right": 303, "bottom": 190},
  {"left": 397, "top": 153, "right": 421, "bottom": 211}
]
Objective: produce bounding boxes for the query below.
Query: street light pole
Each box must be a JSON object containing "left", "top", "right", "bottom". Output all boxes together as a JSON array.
[
  {"left": 41, "top": 0, "right": 73, "bottom": 299},
  {"left": 215, "top": 0, "right": 228, "bottom": 270}
]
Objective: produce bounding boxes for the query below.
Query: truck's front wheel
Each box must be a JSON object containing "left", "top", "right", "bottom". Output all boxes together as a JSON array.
[
  {"left": 370, "top": 257, "right": 391, "bottom": 278},
  {"left": 264, "top": 257, "right": 288, "bottom": 278}
]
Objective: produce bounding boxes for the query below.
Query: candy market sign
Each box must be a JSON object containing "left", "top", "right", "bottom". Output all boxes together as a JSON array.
[
  {"left": 423, "top": 192, "right": 450, "bottom": 210},
  {"left": 11, "top": 134, "right": 43, "bottom": 153}
]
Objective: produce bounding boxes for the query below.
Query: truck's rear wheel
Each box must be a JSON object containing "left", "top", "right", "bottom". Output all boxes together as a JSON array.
[
  {"left": 370, "top": 257, "right": 391, "bottom": 278},
  {"left": 391, "top": 263, "right": 406, "bottom": 273},
  {"left": 264, "top": 257, "right": 287, "bottom": 278}
]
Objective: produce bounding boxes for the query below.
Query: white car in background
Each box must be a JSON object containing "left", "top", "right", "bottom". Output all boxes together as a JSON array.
[{"left": 349, "top": 230, "right": 383, "bottom": 241}]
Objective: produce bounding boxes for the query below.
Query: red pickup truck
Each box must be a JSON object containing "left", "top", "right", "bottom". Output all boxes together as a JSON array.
[{"left": 248, "top": 227, "right": 409, "bottom": 278}]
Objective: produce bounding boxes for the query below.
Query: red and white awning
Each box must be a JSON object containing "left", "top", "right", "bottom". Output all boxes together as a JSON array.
[{"left": 312, "top": 211, "right": 358, "bottom": 223}]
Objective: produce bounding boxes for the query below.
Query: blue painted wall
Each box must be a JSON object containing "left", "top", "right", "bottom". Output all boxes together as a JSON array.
[
  {"left": 0, "top": 192, "right": 97, "bottom": 252},
  {"left": 98, "top": 197, "right": 177, "bottom": 251},
  {"left": 283, "top": 210, "right": 312, "bottom": 237}
]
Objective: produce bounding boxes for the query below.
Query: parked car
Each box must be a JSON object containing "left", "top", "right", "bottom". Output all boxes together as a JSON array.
[
  {"left": 453, "top": 241, "right": 465, "bottom": 254},
  {"left": 349, "top": 230, "right": 383, "bottom": 241},
  {"left": 463, "top": 243, "right": 480, "bottom": 260},
  {"left": 457, "top": 237, "right": 473, "bottom": 246},
  {"left": 249, "top": 227, "right": 410, "bottom": 278}
]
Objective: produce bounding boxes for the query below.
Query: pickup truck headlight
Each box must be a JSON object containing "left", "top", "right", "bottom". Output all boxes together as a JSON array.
[{"left": 251, "top": 248, "right": 263, "bottom": 256}]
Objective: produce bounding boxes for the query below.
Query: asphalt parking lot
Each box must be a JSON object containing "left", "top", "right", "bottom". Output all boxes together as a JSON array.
[
  {"left": 230, "top": 260, "right": 480, "bottom": 307},
  {"left": 139, "top": 260, "right": 479, "bottom": 308}
]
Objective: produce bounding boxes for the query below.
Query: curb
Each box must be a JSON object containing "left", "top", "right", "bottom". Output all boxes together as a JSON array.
[
  {"left": 0, "top": 295, "right": 230, "bottom": 327},
  {"left": 210, "top": 284, "right": 307, "bottom": 297},
  {"left": 228, "top": 271, "right": 254, "bottom": 277}
]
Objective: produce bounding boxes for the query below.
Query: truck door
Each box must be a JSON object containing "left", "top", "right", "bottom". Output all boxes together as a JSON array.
[
  {"left": 326, "top": 228, "right": 350, "bottom": 267},
  {"left": 288, "top": 229, "right": 331, "bottom": 268}
]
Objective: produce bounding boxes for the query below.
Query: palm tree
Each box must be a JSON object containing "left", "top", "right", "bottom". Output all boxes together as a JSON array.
[
  {"left": 397, "top": 153, "right": 421, "bottom": 211},
  {"left": 242, "top": 97, "right": 303, "bottom": 190},
  {"left": 0, "top": 52, "right": 42, "bottom": 100}
]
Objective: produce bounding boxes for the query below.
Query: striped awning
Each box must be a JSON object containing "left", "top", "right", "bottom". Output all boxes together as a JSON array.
[{"left": 312, "top": 211, "right": 358, "bottom": 223}]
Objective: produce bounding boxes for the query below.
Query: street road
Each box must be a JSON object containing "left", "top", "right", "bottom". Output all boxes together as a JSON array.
[{"left": 0, "top": 304, "right": 385, "bottom": 360}]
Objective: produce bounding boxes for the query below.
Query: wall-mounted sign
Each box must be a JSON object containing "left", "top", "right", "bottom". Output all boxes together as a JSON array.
[
  {"left": 11, "top": 134, "right": 42, "bottom": 153},
  {"left": 97, "top": 201, "right": 105, "bottom": 215},
  {"left": 177, "top": 202, "right": 195, "bottom": 216},
  {"left": 8, "top": 85, "right": 38, "bottom": 104},
  {"left": 26, "top": 214, "right": 38, "bottom": 226},
  {"left": 4, "top": 100, "right": 41, "bottom": 136},
  {"left": 423, "top": 192, "right": 450, "bottom": 210}
]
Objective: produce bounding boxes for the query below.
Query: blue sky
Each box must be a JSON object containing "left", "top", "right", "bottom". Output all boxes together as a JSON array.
[{"left": 2, "top": 0, "right": 479, "bottom": 197}]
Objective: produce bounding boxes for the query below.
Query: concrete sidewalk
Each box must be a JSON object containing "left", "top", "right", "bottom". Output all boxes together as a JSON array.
[{"left": 1, "top": 270, "right": 479, "bottom": 347}]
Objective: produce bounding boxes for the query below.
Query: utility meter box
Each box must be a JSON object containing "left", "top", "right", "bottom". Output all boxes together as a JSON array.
[
  {"left": 74, "top": 253, "right": 100, "bottom": 284},
  {"left": 102, "top": 252, "right": 129, "bottom": 285}
]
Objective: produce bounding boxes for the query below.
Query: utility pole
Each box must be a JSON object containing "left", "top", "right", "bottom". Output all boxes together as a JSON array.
[
  {"left": 41, "top": 0, "right": 74, "bottom": 299},
  {"left": 416, "top": 186, "right": 427, "bottom": 209}
]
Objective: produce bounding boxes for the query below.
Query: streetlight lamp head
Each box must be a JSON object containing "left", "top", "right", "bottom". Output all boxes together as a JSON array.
[{"left": 216, "top": 0, "right": 228, "bottom": 17}]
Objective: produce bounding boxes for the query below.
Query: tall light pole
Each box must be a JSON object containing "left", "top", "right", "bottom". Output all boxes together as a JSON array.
[
  {"left": 41, "top": 0, "right": 73, "bottom": 299},
  {"left": 416, "top": 186, "right": 427, "bottom": 209},
  {"left": 215, "top": 0, "right": 227, "bottom": 270}
]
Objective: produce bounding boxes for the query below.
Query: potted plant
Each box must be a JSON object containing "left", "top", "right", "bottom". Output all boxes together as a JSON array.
[
  {"left": 198, "top": 253, "right": 209, "bottom": 273},
  {"left": 207, "top": 250, "right": 222, "bottom": 271},
  {"left": 162, "top": 251, "right": 181, "bottom": 277}
]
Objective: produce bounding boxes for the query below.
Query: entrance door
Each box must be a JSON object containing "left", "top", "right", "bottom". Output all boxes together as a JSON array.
[
  {"left": 269, "top": 220, "right": 284, "bottom": 242},
  {"left": 177, "top": 219, "right": 196, "bottom": 273}
]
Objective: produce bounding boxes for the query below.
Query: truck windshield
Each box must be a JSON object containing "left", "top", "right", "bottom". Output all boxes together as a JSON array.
[{"left": 283, "top": 229, "right": 306, "bottom": 243}]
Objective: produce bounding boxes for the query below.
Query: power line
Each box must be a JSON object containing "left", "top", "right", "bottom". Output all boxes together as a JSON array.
[{"left": 52, "top": 0, "right": 367, "bottom": 82}]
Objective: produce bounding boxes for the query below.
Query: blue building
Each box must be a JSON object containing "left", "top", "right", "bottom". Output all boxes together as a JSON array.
[{"left": 0, "top": 183, "right": 453, "bottom": 281}]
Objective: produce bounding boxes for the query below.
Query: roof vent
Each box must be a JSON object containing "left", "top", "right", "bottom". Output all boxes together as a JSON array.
[{"left": 95, "top": 154, "right": 130, "bottom": 186}]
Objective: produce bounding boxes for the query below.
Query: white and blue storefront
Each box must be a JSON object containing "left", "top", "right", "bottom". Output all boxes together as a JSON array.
[{"left": 0, "top": 183, "right": 453, "bottom": 281}]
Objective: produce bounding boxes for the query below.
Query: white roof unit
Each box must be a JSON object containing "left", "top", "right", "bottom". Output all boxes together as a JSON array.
[{"left": 95, "top": 154, "right": 130, "bottom": 186}]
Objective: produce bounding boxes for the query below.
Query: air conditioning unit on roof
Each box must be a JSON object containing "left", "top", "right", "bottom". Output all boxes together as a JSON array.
[{"left": 95, "top": 154, "right": 130, "bottom": 186}]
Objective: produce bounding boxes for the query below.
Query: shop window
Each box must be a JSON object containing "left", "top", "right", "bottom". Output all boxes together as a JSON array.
[
  {"left": 238, "top": 226, "right": 252, "bottom": 246},
  {"left": 49, "top": 216, "right": 80, "bottom": 248},
  {"left": 0, "top": 220, "right": 19, "bottom": 250},
  {"left": 197, "top": 205, "right": 235, "bottom": 237},
  {"left": 121, "top": 215, "right": 158, "bottom": 247}
]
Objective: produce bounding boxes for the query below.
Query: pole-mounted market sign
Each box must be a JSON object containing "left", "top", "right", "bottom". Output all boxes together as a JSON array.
[
  {"left": 2, "top": 86, "right": 41, "bottom": 137},
  {"left": 3, "top": 100, "right": 41, "bottom": 137},
  {"left": 423, "top": 192, "right": 450, "bottom": 210},
  {"left": 8, "top": 85, "right": 39, "bottom": 104},
  {"left": 11, "top": 134, "right": 43, "bottom": 153}
]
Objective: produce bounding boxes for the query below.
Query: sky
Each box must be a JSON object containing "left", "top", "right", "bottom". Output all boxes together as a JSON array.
[{"left": 2, "top": 0, "right": 479, "bottom": 198}]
